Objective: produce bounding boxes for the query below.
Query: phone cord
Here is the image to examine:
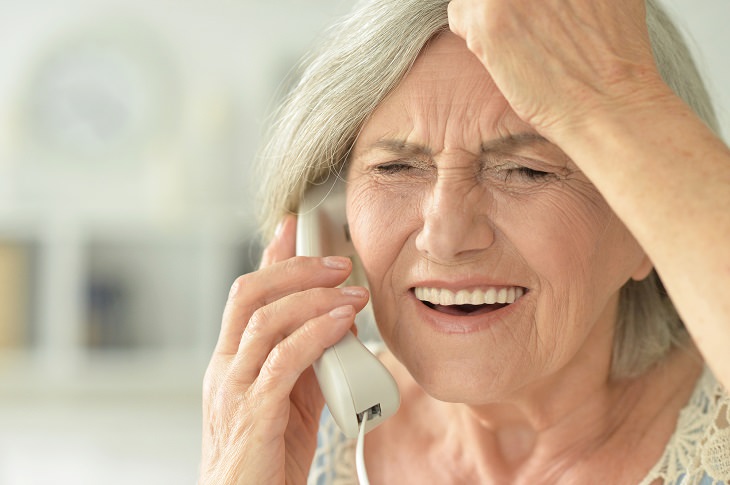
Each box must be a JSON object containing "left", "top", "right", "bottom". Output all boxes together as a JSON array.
[{"left": 356, "top": 416, "right": 371, "bottom": 485}]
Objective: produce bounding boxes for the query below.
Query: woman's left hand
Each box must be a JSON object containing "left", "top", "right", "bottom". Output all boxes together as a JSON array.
[
  {"left": 451, "top": 0, "right": 730, "bottom": 390},
  {"left": 447, "top": 0, "right": 669, "bottom": 138}
]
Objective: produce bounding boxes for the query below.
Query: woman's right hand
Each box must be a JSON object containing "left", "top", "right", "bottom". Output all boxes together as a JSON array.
[{"left": 199, "top": 215, "right": 370, "bottom": 485}]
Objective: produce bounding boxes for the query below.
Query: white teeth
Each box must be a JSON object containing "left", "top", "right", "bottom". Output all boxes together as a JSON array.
[
  {"left": 455, "top": 290, "right": 472, "bottom": 305},
  {"left": 440, "top": 290, "right": 455, "bottom": 305},
  {"left": 414, "top": 286, "right": 525, "bottom": 306}
]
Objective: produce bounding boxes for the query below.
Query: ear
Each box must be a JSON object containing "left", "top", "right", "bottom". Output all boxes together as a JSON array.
[{"left": 631, "top": 254, "right": 654, "bottom": 281}]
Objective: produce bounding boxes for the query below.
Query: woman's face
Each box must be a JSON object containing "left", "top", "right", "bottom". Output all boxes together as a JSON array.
[{"left": 346, "top": 33, "right": 651, "bottom": 403}]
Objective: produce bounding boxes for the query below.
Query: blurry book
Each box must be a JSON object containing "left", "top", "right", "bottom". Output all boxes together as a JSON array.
[{"left": 0, "top": 243, "right": 30, "bottom": 348}]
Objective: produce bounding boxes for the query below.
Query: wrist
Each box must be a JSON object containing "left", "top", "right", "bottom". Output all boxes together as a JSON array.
[{"left": 546, "top": 82, "right": 695, "bottom": 176}]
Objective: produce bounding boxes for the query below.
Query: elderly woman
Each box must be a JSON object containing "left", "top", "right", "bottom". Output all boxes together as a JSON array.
[{"left": 200, "top": 0, "right": 730, "bottom": 483}]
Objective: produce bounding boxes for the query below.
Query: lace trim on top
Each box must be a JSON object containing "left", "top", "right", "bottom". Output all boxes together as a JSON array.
[
  {"left": 309, "top": 367, "right": 730, "bottom": 485},
  {"left": 309, "top": 412, "right": 357, "bottom": 485},
  {"left": 640, "top": 367, "right": 730, "bottom": 484}
]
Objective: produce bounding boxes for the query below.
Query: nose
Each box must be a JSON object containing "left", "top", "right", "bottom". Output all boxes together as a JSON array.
[{"left": 415, "top": 176, "right": 495, "bottom": 261}]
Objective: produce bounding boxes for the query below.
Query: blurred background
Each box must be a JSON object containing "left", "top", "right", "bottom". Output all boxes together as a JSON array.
[{"left": 0, "top": 0, "right": 726, "bottom": 484}]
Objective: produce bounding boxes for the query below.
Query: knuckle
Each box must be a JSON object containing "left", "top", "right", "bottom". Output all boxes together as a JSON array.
[
  {"left": 260, "top": 337, "right": 302, "bottom": 389},
  {"left": 281, "top": 255, "right": 310, "bottom": 273},
  {"left": 210, "top": 383, "right": 232, "bottom": 414},
  {"left": 223, "top": 275, "right": 254, "bottom": 315},
  {"left": 203, "top": 358, "right": 234, "bottom": 397},
  {"left": 264, "top": 343, "right": 290, "bottom": 378},
  {"left": 295, "top": 286, "right": 324, "bottom": 306},
  {"left": 204, "top": 372, "right": 245, "bottom": 421},
  {"left": 271, "top": 322, "right": 318, "bottom": 371},
  {"left": 296, "top": 320, "right": 321, "bottom": 349},
  {"left": 224, "top": 272, "right": 266, "bottom": 321},
  {"left": 203, "top": 367, "right": 219, "bottom": 398},
  {"left": 246, "top": 305, "right": 273, "bottom": 339},
  {"left": 229, "top": 274, "right": 251, "bottom": 300}
]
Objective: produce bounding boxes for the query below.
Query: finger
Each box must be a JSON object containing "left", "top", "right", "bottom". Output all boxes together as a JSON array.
[
  {"left": 234, "top": 286, "right": 370, "bottom": 382},
  {"left": 260, "top": 215, "right": 296, "bottom": 269},
  {"left": 249, "top": 305, "right": 357, "bottom": 408},
  {"left": 215, "top": 255, "right": 353, "bottom": 355},
  {"left": 447, "top": 0, "right": 461, "bottom": 36},
  {"left": 447, "top": 0, "right": 469, "bottom": 39}
]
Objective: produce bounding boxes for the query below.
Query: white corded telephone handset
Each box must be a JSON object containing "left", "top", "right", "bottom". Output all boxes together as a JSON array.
[{"left": 296, "top": 176, "right": 400, "bottom": 439}]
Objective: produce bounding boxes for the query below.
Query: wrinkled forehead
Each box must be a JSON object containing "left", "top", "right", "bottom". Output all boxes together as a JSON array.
[{"left": 353, "top": 32, "right": 537, "bottom": 157}]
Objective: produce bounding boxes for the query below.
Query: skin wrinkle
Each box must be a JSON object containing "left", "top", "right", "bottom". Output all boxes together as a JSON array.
[
  {"left": 203, "top": 5, "right": 717, "bottom": 476},
  {"left": 341, "top": 33, "right": 670, "bottom": 481},
  {"left": 421, "top": 164, "right": 490, "bottom": 258},
  {"left": 498, "top": 175, "right": 615, "bottom": 377},
  {"left": 356, "top": 132, "right": 628, "bottom": 394},
  {"left": 364, "top": 158, "right": 624, "bottom": 390}
]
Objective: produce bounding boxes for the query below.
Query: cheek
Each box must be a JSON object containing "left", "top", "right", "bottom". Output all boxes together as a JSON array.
[
  {"left": 346, "top": 181, "right": 420, "bottom": 291},
  {"left": 488, "top": 186, "right": 643, "bottom": 369},
  {"left": 495, "top": 184, "right": 644, "bottom": 315},
  {"left": 508, "top": 196, "right": 605, "bottom": 283}
]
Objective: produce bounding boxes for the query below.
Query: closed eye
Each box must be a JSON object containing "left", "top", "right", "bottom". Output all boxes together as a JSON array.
[
  {"left": 373, "top": 160, "right": 432, "bottom": 175},
  {"left": 484, "top": 161, "right": 555, "bottom": 183},
  {"left": 511, "top": 167, "right": 551, "bottom": 179},
  {"left": 374, "top": 163, "right": 412, "bottom": 174}
]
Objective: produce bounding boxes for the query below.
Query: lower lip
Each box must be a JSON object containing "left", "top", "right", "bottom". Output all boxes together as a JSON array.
[{"left": 408, "top": 290, "right": 523, "bottom": 335}]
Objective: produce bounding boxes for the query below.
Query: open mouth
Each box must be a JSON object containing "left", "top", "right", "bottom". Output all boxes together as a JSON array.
[{"left": 413, "top": 286, "right": 526, "bottom": 317}]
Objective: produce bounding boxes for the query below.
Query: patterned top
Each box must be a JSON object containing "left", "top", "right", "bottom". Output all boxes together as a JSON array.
[{"left": 309, "top": 367, "right": 730, "bottom": 484}]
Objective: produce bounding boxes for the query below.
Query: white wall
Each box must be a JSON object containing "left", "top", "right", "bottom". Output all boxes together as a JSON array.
[
  {"left": 662, "top": 0, "right": 730, "bottom": 139},
  {"left": 0, "top": 2, "right": 357, "bottom": 484}
]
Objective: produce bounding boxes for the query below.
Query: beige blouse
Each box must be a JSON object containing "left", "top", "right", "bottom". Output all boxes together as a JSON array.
[{"left": 309, "top": 367, "right": 730, "bottom": 484}]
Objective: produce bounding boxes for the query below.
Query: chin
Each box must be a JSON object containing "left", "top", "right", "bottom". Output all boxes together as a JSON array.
[{"left": 397, "top": 347, "right": 529, "bottom": 404}]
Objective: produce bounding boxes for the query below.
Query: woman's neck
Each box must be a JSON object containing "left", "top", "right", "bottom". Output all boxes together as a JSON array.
[
  {"left": 442, "top": 346, "right": 703, "bottom": 482},
  {"left": 371, "top": 344, "right": 703, "bottom": 484}
]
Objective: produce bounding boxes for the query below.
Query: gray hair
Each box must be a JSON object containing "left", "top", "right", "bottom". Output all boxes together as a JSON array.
[{"left": 256, "top": 0, "right": 718, "bottom": 378}]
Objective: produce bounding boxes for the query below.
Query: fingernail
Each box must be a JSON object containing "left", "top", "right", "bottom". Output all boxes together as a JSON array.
[
  {"left": 341, "top": 286, "right": 368, "bottom": 298},
  {"left": 329, "top": 305, "right": 355, "bottom": 319},
  {"left": 322, "top": 256, "right": 350, "bottom": 270}
]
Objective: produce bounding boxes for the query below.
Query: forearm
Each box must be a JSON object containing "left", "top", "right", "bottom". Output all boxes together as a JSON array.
[{"left": 555, "top": 94, "right": 730, "bottom": 385}]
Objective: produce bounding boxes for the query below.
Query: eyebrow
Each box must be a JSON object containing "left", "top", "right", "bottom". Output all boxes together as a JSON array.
[
  {"left": 366, "top": 139, "right": 433, "bottom": 158},
  {"left": 480, "top": 133, "right": 551, "bottom": 153},
  {"left": 363, "top": 133, "right": 550, "bottom": 157}
]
